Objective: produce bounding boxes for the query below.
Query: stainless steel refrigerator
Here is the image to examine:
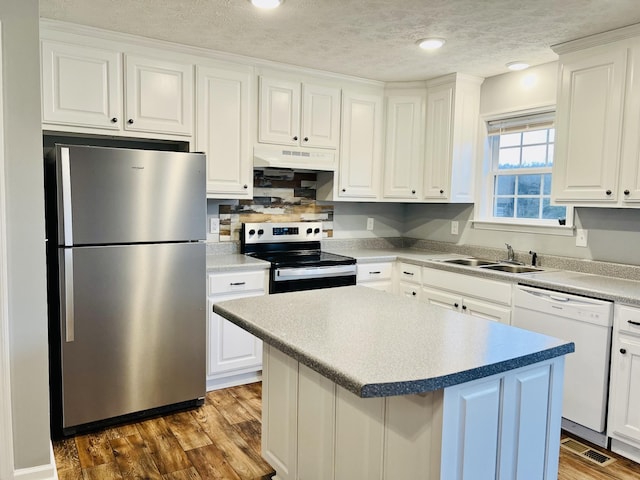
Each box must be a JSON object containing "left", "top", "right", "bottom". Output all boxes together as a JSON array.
[{"left": 44, "top": 144, "right": 206, "bottom": 437}]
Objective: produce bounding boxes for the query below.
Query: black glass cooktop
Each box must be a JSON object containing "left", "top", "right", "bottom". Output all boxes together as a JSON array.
[{"left": 251, "top": 250, "right": 356, "bottom": 268}]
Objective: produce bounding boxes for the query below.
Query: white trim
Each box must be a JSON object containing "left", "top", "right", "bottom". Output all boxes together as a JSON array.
[
  {"left": 13, "top": 444, "right": 58, "bottom": 480},
  {"left": 472, "top": 220, "right": 575, "bottom": 236},
  {"left": 552, "top": 22, "right": 640, "bottom": 55},
  {"left": 0, "top": 19, "right": 16, "bottom": 480}
]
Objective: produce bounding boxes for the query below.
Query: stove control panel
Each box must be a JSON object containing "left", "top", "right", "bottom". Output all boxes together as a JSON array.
[{"left": 242, "top": 222, "right": 323, "bottom": 244}]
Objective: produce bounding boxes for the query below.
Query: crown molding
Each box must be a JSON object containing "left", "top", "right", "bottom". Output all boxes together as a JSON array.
[{"left": 552, "top": 22, "right": 640, "bottom": 55}]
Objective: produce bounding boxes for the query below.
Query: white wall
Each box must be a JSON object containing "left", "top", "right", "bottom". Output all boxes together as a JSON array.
[{"left": 0, "top": 0, "right": 52, "bottom": 472}]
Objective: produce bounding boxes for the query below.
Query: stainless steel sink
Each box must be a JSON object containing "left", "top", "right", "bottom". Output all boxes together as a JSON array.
[
  {"left": 480, "top": 264, "right": 543, "bottom": 274},
  {"left": 443, "top": 258, "right": 498, "bottom": 267}
]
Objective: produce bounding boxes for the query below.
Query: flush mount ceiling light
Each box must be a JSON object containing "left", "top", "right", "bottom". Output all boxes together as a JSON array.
[
  {"left": 506, "top": 61, "right": 530, "bottom": 71},
  {"left": 250, "top": 0, "right": 283, "bottom": 8},
  {"left": 417, "top": 38, "right": 446, "bottom": 50}
]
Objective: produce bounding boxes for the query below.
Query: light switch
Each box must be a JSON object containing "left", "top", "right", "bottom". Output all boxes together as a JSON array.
[
  {"left": 576, "top": 228, "right": 588, "bottom": 247},
  {"left": 209, "top": 217, "right": 220, "bottom": 234},
  {"left": 451, "top": 221, "right": 459, "bottom": 235},
  {"left": 366, "top": 218, "right": 374, "bottom": 231}
]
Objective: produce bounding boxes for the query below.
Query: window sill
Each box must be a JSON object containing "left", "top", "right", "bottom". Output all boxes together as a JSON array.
[{"left": 472, "top": 220, "right": 575, "bottom": 236}]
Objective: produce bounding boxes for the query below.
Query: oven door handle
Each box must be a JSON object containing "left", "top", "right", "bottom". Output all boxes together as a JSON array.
[{"left": 274, "top": 265, "right": 356, "bottom": 281}]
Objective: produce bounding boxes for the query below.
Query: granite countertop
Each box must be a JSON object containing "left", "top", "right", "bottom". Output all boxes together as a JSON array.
[
  {"left": 213, "top": 285, "right": 574, "bottom": 398},
  {"left": 206, "top": 254, "right": 270, "bottom": 273},
  {"left": 325, "top": 247, "right": 640, "bottom": 306}
]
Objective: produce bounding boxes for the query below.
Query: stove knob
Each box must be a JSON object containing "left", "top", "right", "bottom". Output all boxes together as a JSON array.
[
  {"left": 314, "top": 228, "right": 320, "bottom": 234},
  {"left": 257, "top": 229, "right": 264, "bottom": 235},
  {"left": 306, "top": 228, "right": 313, "bottom": 234},
  {"left": 248, "top": 229, "right": 256, "bottom": 236}
]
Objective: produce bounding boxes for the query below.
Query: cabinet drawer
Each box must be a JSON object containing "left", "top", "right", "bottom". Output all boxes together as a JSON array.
[
  {"left": 398, "top": 263, "right": 421, "bottom": 284},
  {"left": 357, "top": 262, "right": 393, "bottom": 282},
  {"left": 616, "top": 305, "right": 640, "bottom": 337},
  {"left": 208, "top": 270, "right": 266, "bottom": 296},
  {"left": 398, "top": 281, "right": 420, "bottom": 300},
  {"left": 422, "top": 267, "right": 512, "bottom": 306}
]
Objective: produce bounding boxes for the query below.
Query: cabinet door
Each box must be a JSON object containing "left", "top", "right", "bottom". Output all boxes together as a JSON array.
[
  {"left": 301, "top": 84, "right": 340, "bottom": 149},
  {"left": 424, "top": 84, "right": 453, "bottom": 200},
  {"left": 259, "top": 77, "right": 301, "bottom": 146},
  {"left": 339, "top": 91, "right": 383, "bottom": 199},
  {"left": 463, "top": 297, "right": 511, "bottom": 325},
  {"left": 609, "top": 336, "right": 640, "bottom": 442},
  {"left": 207, "top": 296, "right": 263, "bottom": 376},
  {"left": 553, "top": 45, "right": 627, "bottom": 202},
  {"left": 197, "top": 65, "right": 253, "bottom": 198},
  {"left": 41, "top": 41, "right": 121, "bottom": 129},
  {"left": 383, "top": 93, "right": 425, "bottom": 199},
  {"left": 421, "top": 286, "right": 461, "bottom": 312},
  {"left": 124, "top": 55, "right": 193, "bottom": 135},
  {"left": 620, "top": 46, "right": 640, "bottom": 204}
]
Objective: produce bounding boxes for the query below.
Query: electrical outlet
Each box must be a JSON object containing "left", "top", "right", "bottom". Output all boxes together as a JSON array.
[
  {"left": 575, "top": 228, "right": 588, "bottom": 247},
  {"left": 209, "top": 217, "right": 220, "bottom": 234},
  {"left": 451, "top": 221, "right": 459, "bottom": 235},
  {"left": 366, "top": 217, "right": 374, "bottom": 231}
]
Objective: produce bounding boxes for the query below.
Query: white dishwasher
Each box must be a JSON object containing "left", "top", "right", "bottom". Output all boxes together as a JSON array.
[{"left": 513, "top": 285, "right": 613, "bottom": 446}]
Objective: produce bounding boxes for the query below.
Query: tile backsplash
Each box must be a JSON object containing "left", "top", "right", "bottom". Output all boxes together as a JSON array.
[{"left": 219, "top": 169, "right": 333, "bottom": 241}]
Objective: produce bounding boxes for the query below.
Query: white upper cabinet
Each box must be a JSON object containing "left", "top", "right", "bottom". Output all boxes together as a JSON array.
[
  {"left": 552, "top": 29, "right": 640, "bottom": 207},
  {"left": 124, "top": 55, "right": 193, "bottom": 135},
  {"left": 423, "top": 74, "right": 482, "bottom": 202},
  {"left": 196, "top": 64, "right": 253, "bottom": 198},
  {"left": 41, "top": 38, "right": 194, "bottom": 137},
  {"left": 259, "top": 76, "right": 340, "bottom": 149},
  {"left": 338, "top": 89, "right": 384, "bottom": 199},
  {"left": 383, "top": 89, "right": 426, "bottom": 200},
  {"left": 41, "top": 40, "right": 122, "bottom": 129},
  {"left": 552, "top": 44, "right": 627, "bottom": 203}
]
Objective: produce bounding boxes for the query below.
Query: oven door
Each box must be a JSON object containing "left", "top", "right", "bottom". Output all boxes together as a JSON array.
[{"left": 271, "top": 264, "right": 357, "bottom": 293}]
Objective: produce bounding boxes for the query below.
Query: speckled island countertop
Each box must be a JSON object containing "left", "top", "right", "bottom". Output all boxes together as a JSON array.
[{"left": 213, "top": 285, "right": 574, "bottom": 398}]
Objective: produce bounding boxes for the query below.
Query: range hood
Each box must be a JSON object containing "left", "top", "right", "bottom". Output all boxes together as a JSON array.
[{"left": 253, "top": 145, "right": 337, "bottom": 171}]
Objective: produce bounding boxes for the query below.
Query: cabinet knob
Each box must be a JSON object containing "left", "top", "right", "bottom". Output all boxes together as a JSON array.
[
  {"left": 303, "top": 137, "right": 309, "bottom": 142},
  {"left": 620, "top": 348, "right": 627, "bottom": 354},
  {"left": 111, "top": 117, "right": 118, "bottom": 123},
  {"left": 606, "top": 189, "right": 612, "bottom": 196},
  {"left": 243, "top": 184, "right": 248, "bottom": 189},
  {"left": 624, "top": 189, "right": 630, "bottom": 195},
  {"left": 462, "top": 305, "right": 467, "bottom": 310},
  {"left": 293, "top": 136, "right": 298, "bottom": 141},
  {"left": 127, "top": 119, "right": 134, "bottom": 124},
  {"left": 440, "top": 189, "right": 444, "bottom": 194},
  {"left": 342, "top": 188, "right": 346, "bottom": 192},
  {"left": 454, "top": 302, "right": 459, "bottom": 308},
  {"left": 412, "top": 291, "right": 416, "bottom": 296},
  {"left": 412, "top": 190, "right": 416, "bottom": 194}
]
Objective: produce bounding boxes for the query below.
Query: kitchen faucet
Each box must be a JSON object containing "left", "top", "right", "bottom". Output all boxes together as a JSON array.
[{"left": 505, "top": 243, "right": 515, "bottom": 262}]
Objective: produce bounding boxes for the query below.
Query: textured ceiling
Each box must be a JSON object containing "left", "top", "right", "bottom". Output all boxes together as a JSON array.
[{"left": 39, "top": 0, "right": 640, "bottom": 82}]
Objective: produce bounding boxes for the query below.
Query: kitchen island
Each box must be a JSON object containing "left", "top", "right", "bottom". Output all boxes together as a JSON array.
[{"left": 213, "top": 285, "right": 574, "bottom": 480}]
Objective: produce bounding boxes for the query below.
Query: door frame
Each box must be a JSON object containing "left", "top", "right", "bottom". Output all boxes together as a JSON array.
[{"left": 0, "top": 19, "right": 16, "bottom": 478}]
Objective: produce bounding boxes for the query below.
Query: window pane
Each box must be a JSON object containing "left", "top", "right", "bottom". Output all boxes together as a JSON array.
[
  {"left": 496, "top": 175, "right": 516, "bottom": 195},
  {"left": 500, "top": 132, "right": 521, "bottom": 148},
  {"left": 517, "top": 174, "right": 541, "bottom": 195},
  {"left": 495, "top": 197, "right": 514, "bottom": 218},
  {"left": 549, "top": 128, "right": 555, "bottom": 143},
  {"left": 548, "top": 144, "right": 555, "bottom": 165},
  {"left": 522, "top": 129, "right": 547, "bottom": 145},
  {"left": 521, "top": 145, "right": 548, "bottom": 167},
  {"left": 542, "top": 173, "right": 552, "bottom": 195},
  {"left": 516, "top": 198, "right": 540, "bottom": 218},
  {"left": 498, "top": 148, "right": 521, "bottom": 168},
  {"left": 542, "top": 198, "right": 567, "bottom": 220}
]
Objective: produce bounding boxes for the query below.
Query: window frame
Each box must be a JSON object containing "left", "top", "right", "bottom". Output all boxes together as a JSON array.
[{"left": 474, "top": 107, "right": 574, "bottom": 236}]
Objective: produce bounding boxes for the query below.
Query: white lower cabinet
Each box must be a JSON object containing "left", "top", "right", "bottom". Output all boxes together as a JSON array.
[
  {"left": 262, "top": 344, "right": 565, "bottom": 480},
  {"left": 608, "top": 305, "right": 640, "bottom": 462},
  {"left": 206, "top": 269, "right": 267, "bottom": 390},
  {"left": 356, "top": 261, "right": 394, "bottom": 293},
  {"left": 421, "top": 267, "right": 512, "bottom": 324}
]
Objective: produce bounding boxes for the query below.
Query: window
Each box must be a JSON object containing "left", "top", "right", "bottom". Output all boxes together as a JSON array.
[{"left": 476, "top": 111, "right": 572, "bottom": 233}]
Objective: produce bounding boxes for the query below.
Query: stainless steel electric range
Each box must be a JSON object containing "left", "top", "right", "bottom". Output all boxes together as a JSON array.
[{"left": 241, "top": 222, "right": 356, "bottom": 294}]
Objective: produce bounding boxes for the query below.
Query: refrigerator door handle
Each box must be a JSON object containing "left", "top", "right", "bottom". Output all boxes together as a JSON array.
[
  {"left": 60, "top": 147, "right": 74, "bottom": 246},
  {"left": 64, "top": 249, "right": 75, "bottom": 342}
]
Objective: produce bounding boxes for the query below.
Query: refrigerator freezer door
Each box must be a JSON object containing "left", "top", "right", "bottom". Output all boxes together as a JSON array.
[
  {"left": 58, "top": 242, "right": 205, "bottom": 429},
  {"left": 56, "top": 145, "right": 205, "bottom": 245}
]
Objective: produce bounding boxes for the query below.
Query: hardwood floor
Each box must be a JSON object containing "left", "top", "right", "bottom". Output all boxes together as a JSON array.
[{"left": 54, "top": 382, "right": 640, "bottom": 479}]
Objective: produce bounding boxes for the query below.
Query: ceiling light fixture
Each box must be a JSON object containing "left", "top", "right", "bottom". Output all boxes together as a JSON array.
[
  {"left": 250, "top": 0, "right": 283, "bottom": 9},
  {"left": 417, "top": 38, "right": 446, "bottom": 50},
  {"left": 506, "top": 61, "right": 530, "bottom": 71}
]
